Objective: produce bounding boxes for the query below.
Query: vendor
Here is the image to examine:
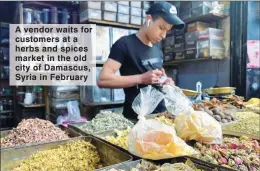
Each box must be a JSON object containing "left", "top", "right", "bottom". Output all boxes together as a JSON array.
[{"left": 98, "top": 2, "right": 185, "bottom": 120}]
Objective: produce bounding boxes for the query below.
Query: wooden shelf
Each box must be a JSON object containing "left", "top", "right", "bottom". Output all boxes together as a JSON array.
[
  {"left": 164, "top": 58, "right": 223, "bottom": 66},
  {"left": 82, "top": 19, "right": 140, "bottom": 29},
  {"left": 82, "top": 101, "right": 124, "bottom": 107},
  {"left": 0, "top": 110, "right": 14, "bottom": 114},
  {"left": 184, "top": 13, "right": 227, "bottom": 24},
  {"left": 19, "top": 102, "right": 45, "bottom": 108},
  {"left": 23, "top": 1, "right": 79, "bottom": 10}
]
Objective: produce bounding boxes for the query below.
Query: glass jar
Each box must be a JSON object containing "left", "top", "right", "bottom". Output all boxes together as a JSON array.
[
  {"left": 71, "top": 11, "right": 78, "bottom": 24},
  {"left": 50, "top": 7, "right": 58, "bottom": 24},
  {"left": 60, "top": 8, "right": 69, "bottom": 24},
  {"left": 42, "top": 8, "right": 50, "bottom": 24},
  {"left": 23, "top": 8, "right": 33, "bottom": 24}
]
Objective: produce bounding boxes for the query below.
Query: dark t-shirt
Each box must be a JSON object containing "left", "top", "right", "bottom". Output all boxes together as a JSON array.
[{"left": 108, "top": 34, "right": 166, "bottom": 120}]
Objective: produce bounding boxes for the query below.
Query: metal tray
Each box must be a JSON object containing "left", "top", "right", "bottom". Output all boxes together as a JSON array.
[
  {"left": 97, "top": 157, "right": 221, "bottom": 171},
  {"left": 0, "top": 125, "right": 82, "bottom": 150},
  {"left": 204, "top": 87, "right": 236, "bottom": 95},
  {"left": 182, "top": 89, "right": 200, "bottom": 96},
  {"left": 1, "top": 136, "right": 133, "bottom": 171}
]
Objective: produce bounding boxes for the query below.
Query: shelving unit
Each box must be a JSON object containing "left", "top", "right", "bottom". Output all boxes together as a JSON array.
[
  {"left": 184, "top": 13, "right": 227, "bottom": 24},
  {"left": 82, "top": 101, "right": 124, "bottom": 107},
  {"left": 164, "top": 58, "right": 224, "bottom": 66}
]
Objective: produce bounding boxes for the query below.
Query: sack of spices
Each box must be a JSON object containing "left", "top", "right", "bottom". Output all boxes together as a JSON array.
[{"left": 128, "top": 85, "right": 195, "bottom": 160}]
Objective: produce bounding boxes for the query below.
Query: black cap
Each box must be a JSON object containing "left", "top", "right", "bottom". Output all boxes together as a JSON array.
[{"left": 146, "top": 2, "right": 185, "bottom": 30}]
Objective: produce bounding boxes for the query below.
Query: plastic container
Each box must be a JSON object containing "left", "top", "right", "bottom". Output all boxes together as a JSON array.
[
  {"left": 191, "top": 1, "right": 213, "bottom": 8},
  {"left": 118, "top": 1, "right": 129, "bottom": 6},
  {"left": 199, "top": 47, "right": 225, "bottom": 58},
  {"left": 142, "top": 9, "right": 146, "bottom": 18},
  {"left": 185, "top": 49, "right": 199, "bottom": 59},
  {"left": 185, "top": 40, "right": 198, "bottom": 50},
  {"left": 175, "top": 51, "right": 185, "bottom": 60},
  {"left": 51, "top": 98, "right": 79, "bottom": 109},
  {"left": 164, "top": 53, "right": 175, "bottom": 62},
  {"left": 50, "top": 7, "right": 58, "bottom": 24},
  {"left": 80, "top": 9, "right": 102, "bottom": 22},
  {"left": 191, "top": 5, "right": 211, "bottom": 18},
  {"left": 174, "top": 43, "right": 185, "bottom": 52},
  {"left": 117, "top": 14, "right": 129, "bottom": 24},
  {"left": 80, "top": 1, "right": 101, "bottom": 11},
  {"left": 130, "top": 1, "right": 142, "bottom": 8},
  {"left": 185, "top": 31, "right": 199, "bottom": 41},
  {"left": 23, "top": 8, "right": 33, "bottom": 24},
  {"left": 52, "top": 90, "right": 79, "bottom": 99},
  {"left": 80, "top": 67, "right": 112, "bottom": 104},
  {"left": 130, "top": 7, "right": 142, "bottom": 17},
  {"left": 102, "top": 2, "right": 117, "bottom": 12},
  {"left": 59, "top": 8, "right": 69, "bottom": 24},
  {"left": 180, "top": 2, "right": 192, "bottom": 13},
  {"left": 164, "top": 36, "right": 175, "bottom": 46},
  {"left": 198, "top": 39, "right": 224, "bottom": 49},
  {"left": 198, "top": 28, "right": 225, "bottom": 40},
  {"left": 174, "top": 28, "right": 185, "bottom": 36},
  {"left": 175, "top": 34, "right": 185, "bottom": 44},
  {"left": 112, "top": 28, "right": 129, "bottom": 44},
  {"left": 118, "top": 5, "right": 129, "bottom": 15},
  {"left": 102, "top": 11, "right": 117, "bottom": 22},
  {"left": 142, "top": 2, "right": 150, "bottom": 10},
  {"left": 51, "top": 86, "right": 79, "bottom": 92},
  {"left": 41, "top": 8, "right": 49, "bottom": 24},
  {"left": 142, "top": 17, "right": 146, "bottom": 25},
  {"left": 112, "top": 89, "right": 125, "bottom": 101},
  {"left": 166, "top": 30, "right": 174, "bottom": 37},
  {"left": 179, "top": 11, "right": 191, "bottom": 21},
  {"left": 130, "top": 16, "right": 142, "bottom": 25},
  {"left": 96, "top": 26, "right": 110, "bottom": 61},
  {"left": 187, "top": 21, "right": 211, "bottom": 32},
  {"left": 71, "top": 11, "right": 78, "bottom": 24}
]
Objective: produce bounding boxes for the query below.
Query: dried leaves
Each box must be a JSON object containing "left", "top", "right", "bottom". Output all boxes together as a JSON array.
[
  {"left": 1, "top": 119, "right": 69, "bottom": 148},
  {"left": 12, "top": 140, "right": 102, "bottom": 171}
]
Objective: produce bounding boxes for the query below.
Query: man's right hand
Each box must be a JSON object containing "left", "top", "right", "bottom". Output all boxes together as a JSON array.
[{"left": 140, "top": 69, "right": 163, "bottom": 85}]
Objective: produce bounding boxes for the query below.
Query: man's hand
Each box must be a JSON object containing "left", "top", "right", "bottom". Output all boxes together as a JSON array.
[
  {"left": 161, "top": 68, "right": 175, "bottom": 85},
  {"left": 140, "top": 69, "right": 163, "bottom": 85}
]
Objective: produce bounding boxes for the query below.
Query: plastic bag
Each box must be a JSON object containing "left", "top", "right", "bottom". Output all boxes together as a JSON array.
[
  {"left": 67, "top": 100, "right": 81, "bottom": 122},
  {"left": 128, "top": 85, "right": 195, "bottom": 160},
  {"left": 174, "top": 110, "right": 222, "bottom": 144},
  {"left": 162, "top": 85, "right": 193, "bottom": 116}
]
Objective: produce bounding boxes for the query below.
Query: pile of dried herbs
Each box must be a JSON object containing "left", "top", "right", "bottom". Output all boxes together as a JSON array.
[{"left": 1, "top": 119, "right": 69, "bottom": 148}]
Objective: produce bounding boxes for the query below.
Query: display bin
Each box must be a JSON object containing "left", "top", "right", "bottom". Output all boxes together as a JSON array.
[
  {"left": 179, "top": 10, "right": 191, "bottom": 21},
  {"left": 130, "top": 16, "right": 142, "bottom": 25},
  {"left": 175, "top": 51, "right": 185, "bottom": 60},
  {"left": 51, "top": 86, "right": 79, "bottom": 92},
  {"left": 1, "top": 136, "right": 133, "bottom": 171},
  {"left": 185, "top": 49, "right": 199, "bottom": 59},
  {"left": 180, "top": 2, "right": 192, "bottom": 13},
  {"left": 117, "top": 14, "right": 130, "bottom": 24},
  {"left": 51, "top": 98, "right": 80, "bottom": 110},
  {"left": 199, "top": 47, "right": 225, "bottom": 59},
  {"left": 175, "top": 34, "right": 185, "bottom": 44},
  {"left": 191, "top": 5, "right": 211, "bottom": 18},
  {"left": 191, "top": 1, "right": 213, "bottom": 8},
  {"left": 187, "top": 21, "right": 211, "bottom": 32},
  {"left": 130, "top": 7, "right": 142, "bottom": 17},
  {"left": 185, "top": 40, "right": 198, "bottom": 50},
  {"left": 164, "top": 36, "right": 175, "bottom": 46},
  {"left": 0, "top": 125, "right": 81, "bottom": 150},
  {"left": 80, "top": 9, "right": 102, "bottom": 22},
  {"left": 130, "top": 1, "right": 142, "bottom": 8},
  {"left": 112, "top": 89, "right": 125, "bottom": 102},
  {"left": 174, "top": 43, "right": 185, "bottom": 52},
  {"left": 198, "top": 28, "right": 225, "bottom": 40},
  {"left": 174, "top": 28, "right": 185, "bottom": 36},
  {"left": 102, "top": 11, "right": 117, "bottom": 22},
  {"left": 166, "top": 29, "right": 174, "bottom": 37},
  {"left": 96, "top": 26, "right": 110, "bottom": 61},
  {"left": 198, "top": 39, "right": 225, "bottom": 49},
  {"left": 118, "top": 5, "right": 130, "bottom": 15},
  {"left": 142, "top": 9, "right": 146, "bottom": 18},
  {"left": 97, "top": 158, "right": 223, "bottom": 171},
  {"left": 80, "top": 1, "right": 102, "bottom": 12},
  {"left": 102, "top": 2, "right": 118, "bottom": 12}
]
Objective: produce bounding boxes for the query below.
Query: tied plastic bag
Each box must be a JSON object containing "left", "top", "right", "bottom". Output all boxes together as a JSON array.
[
  {"left": 128, "top": 85, "right": 195, "bottom": 160},
  {"left": 175, "top": 110, "right": 222, "bottom": 144},
  {"left": 163, "top": 85, "right": 193, "bottom": 116},
  {"left": 162, "top": 85, "right": 222, "bottom": 144},
  {"left": 67, "top": 100, "right": 81, "bottom": 122}
]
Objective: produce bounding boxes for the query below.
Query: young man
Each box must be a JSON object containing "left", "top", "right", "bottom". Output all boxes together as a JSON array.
[{"left": 98, "top": 2, "right": 185, "bottom": 120}]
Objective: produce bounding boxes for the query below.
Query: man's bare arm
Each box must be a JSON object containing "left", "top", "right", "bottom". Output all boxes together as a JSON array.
[{"left": 98, "top": 59, "right": 163, "bottom": 88}]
